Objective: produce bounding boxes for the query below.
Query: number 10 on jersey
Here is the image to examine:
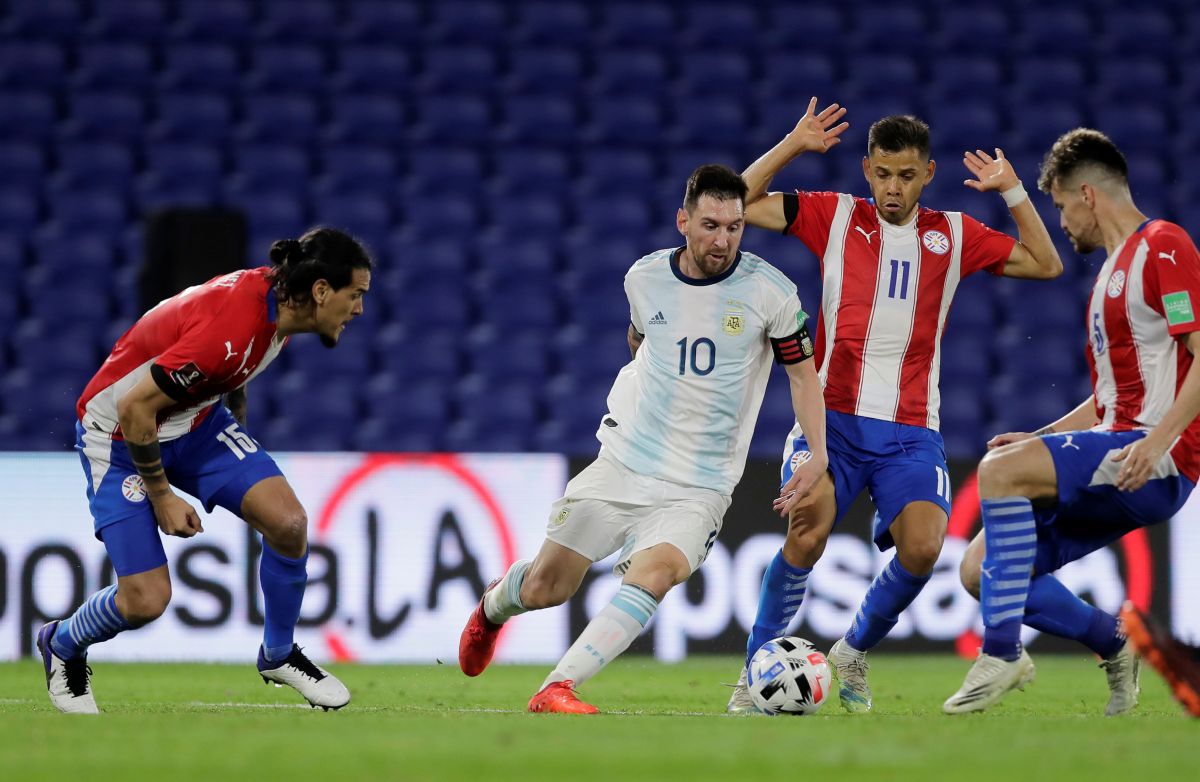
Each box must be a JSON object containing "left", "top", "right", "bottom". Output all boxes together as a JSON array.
[{"left": 677, "top": 337, "right": 716, "bottom": 376}]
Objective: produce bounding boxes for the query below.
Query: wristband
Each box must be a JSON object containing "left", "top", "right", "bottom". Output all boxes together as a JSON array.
[{"left": 1001, "top": 183, "right": 1029, "bottom": 208}]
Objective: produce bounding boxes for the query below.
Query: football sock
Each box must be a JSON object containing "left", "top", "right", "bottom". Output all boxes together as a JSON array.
[
  {"left": 979, "top": 497, "right": 1038, "bottom": 661},
  {"left": 542, "top": 583, "right": 657, "bottom": 689},
  {"left": 845, "top": 555, "right": 930, "bottom": 651},
  {"left": 1024, "top": 574, "right": 1125, "bottom": 658},
  {"left": 260, "top": 543, "right": 308, "bottom": 662},
  {"left": 51, "top": 584, "right": 132, "bottom": 660},
  {"left": 483, "top": 559, "right": 531, "bottom": 625},
  {"left": 745, "top": 550, "right": 811, "bottom": 665}
]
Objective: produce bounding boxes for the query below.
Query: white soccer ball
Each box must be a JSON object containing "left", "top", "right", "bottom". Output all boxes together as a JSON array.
[{"left": 747, "top": 636, "right": 833, "bottom": 715}]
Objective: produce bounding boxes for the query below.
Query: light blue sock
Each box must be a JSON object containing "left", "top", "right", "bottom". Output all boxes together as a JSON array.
[
  {"left": 980, "top": 497, "right": 1038, "bottom": 661},
  {"left": 845, "top": 555, "right": 930, "bottom": 651},
  {"left": 260, "top": 543, "right": 308, "bottom": 661},
  {"left": 51, "top": 585, "right": 132, "bottom": 660},
  {"left": 745, "top": 550, "right": 811, "bottom": 665}
]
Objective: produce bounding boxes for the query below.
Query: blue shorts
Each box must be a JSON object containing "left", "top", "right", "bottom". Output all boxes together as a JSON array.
[
  {"left": 1032, "top": 429, "right": 1195, "bottom": 574},
  {"left": 782, "top": 410, "right": 951, "bottom": 551},
  {"left": 76, "top": 405, "right": 283, "bottom": 576}
]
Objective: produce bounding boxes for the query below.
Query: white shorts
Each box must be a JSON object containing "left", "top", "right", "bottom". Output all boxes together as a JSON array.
[{"left": 545, "top": 451, "right": 731, "bottom": 576}]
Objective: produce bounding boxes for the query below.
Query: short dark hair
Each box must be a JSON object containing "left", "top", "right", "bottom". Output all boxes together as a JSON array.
[
  {"left": 1037, "top": 128, "right": 1129, "bottom": 193},
  {"left": 683, "top": 164, "right": 748, "bottom": 212},
  {"left": 268, "top": 226, "right": 372, "bottom": 306},
  {"left": 867, "top": 115, "right": 931, "bottom": 159}
]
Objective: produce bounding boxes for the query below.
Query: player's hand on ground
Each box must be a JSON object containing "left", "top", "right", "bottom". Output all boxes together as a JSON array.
[
  {"left": 1111, "top": 435, "right": 1167, "bottom": 492},
  {"left": 986, "top": 431, "right": 1036, "bottom": 449},
  {"left": 772, "top": 458, "right": 827, "bottom": 517},
  {"left": 963, "top": 148, "right": 1019, "bottom": 193},
  {"left": 786, "top": 97, "right": 849, "bottom": 155},
  {"left": 150, "top": 493, "right": 204, "bottom": 537}
]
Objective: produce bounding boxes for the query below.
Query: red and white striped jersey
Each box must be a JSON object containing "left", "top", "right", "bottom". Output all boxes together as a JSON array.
[
  {"left": 784, "top": 191, "right": 1015, "bottom": 429},
  {"left": 78, "top": 267, "right": 287, "bottom": 441},
  {"left": 1087, "top": 219, "right": 1200, "bottom": 482}
]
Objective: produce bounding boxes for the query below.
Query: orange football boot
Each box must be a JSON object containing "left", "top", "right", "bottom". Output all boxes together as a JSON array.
[
  {"left": 1120, "top": 601, "right": 1200, "bottom": 717},
  {"left": 459, "top": 578, "right": 502, "bottom": 677},
  {"left": 527, "top": 679, "right": 599, "bottom": 714}
]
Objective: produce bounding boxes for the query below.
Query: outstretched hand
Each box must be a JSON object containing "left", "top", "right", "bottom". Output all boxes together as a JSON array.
[
  {"left": 963, "top": 148, "right": 1020, "bottom": 193},
  {"left": 786, "top": 97, "right": 849, "bottom": 154}
]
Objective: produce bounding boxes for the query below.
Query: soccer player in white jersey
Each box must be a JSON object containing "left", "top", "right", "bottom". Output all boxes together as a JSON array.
[
  {"left": 727, "top": 99, "right": 1064, "bottom": 713},
  {"left": 457, "top": 165, "right": 829, "bottom": 714},
  {"left": 945, "top": 129, "right": 1200, "bottom": 714}
]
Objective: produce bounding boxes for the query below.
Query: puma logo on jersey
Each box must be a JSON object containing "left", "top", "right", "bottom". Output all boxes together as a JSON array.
[
  {"left": 223, "top": 341, "right": 236, "bottom": 360},
  {"left": 1061, "top": 435, "right": 1080, "bottom": 450},
  {"left": 1159, "top": 250, "right": 1178, "bottom": 265},
  {"left": 855, "top": 226, "right": 877, "bottom": 244}
]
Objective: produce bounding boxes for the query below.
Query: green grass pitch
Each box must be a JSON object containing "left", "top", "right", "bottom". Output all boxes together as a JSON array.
[{"left": 1, "top": 655, "right": 1195, "bottom": 781}]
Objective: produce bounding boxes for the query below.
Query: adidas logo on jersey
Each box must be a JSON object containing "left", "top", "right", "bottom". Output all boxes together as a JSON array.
[{"left": 649, "top": 311, "right": 668, "bottom": 325}]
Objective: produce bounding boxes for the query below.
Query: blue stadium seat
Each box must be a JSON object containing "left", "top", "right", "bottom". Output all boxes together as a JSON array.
[
  {"left": 1099, "top": 9, "right": 1174, "bottom": 56},
  {"left": 935, "top": 8, "right": 1013, "bottom": 55},
  {"left": 374, "top": 325, "right": 465, "bottom": 379},
  {"left": 474, "top": 233, "right": 558, "bottom": 274},
  {"left": 930, "top": 57, "right": 1004, "bottom": 103},
  {"left": 412, "top": 95, "right": 493, "bottom": 144},
  {"left": 1, "top": 0, "right": 84, "bottom": 40},
  {"left": 258, "top": 0, "right": 341, "bottom": 43},
  {"left": 73, "top": 43, "right": 154, "bottom": 91},
  {"left": 173, "top": 0, "right": 256, "bottom": 42},
  {"left": 317, "top": 145, "right": 398, "bottom": 193},
  {"left": 761, "top": 6, "right": 844, "bottom": 48},
  {"left": 0, "top": 142, "right": 45, "bottom": 188},
  {"left": 444, "top": 418, "right": 534, "bottom": 453},
  {"left": 1092, "top": 104, "right": 1169, "bottom": 150},
  {"left": 427, "top": 1, "right": 509, "bottom": 45},
  {"left": 160, "top": 45, "right": 242, "bottom": 93},
  {"left": 577, "top": 148, "right": 656, "bottom": 192},
  {"left": 853, "top": 8, "right": 930, "bottom": 49},
  {"left": 455, "top": 377, "right": 541, "bottom": 429},
  {"left": 590, "top": 50, "right": 669, "bottom": 97},
  {"left": 341, "top": 1, "right": 424, "bottom": 44},
  {"left": 846, "top": 56, "right": 921, "bottom": 102},
  {"left": 755, "top": 52, "right": 838, "bottom": 101},
  {"left": 668, "top": 99, "right": 748, "bottom": 147},
  {"left": 493, "top": 147, "right": 571, "bottom": 191},
  {"left": 1097, "top": 58, "right": 1172, "bottom": 103},
  {"left": 512, "top": 2, "right": 591, "bottom": 46},
  {"left": 1008, "top": 100, "right": 1086, "bottom": 155},
  {"left": 247, "top": 45, "right": 329, "bottom": 94},
  {"left": 0, "top": 42, "right": 66, "bottom": 89},
  {"left": 284, "top": 334, "right": 374, "bottom": 377},
  {"left": 151, "top": 93, "right": 232, "bottom": 141},
  {"left": 675, "top": 52, "right": 754, "bottom": 93},
  {"left": 418, "top": 45, "right": 500, "bottom": 94},
  {"left": 310, "top": 192, "right": 391, "bottom": 249},
  {"left": 0, "top": 188, "right": 38, "bottom": 233},
  {"left": 239, "top": 94, "right": 319, "bottom": 144},
  {"left": 0, "top": 232, "right": 25, "bottom": 277},
  {"left": 386, "top": 284, "right": 472, "bottom": 341},
  {"left": 228, "top": 143, "right": 309, "bottom": 192},
  {"left": 144, "top": 142, "right": 225, "bottom": 192},
  {"left": 475, "top": 280, "right": 559, "bottom": 331},
  {"left": 323, "top": 94, "right": 407, "bottom": 145},
  {"left": 332, "top": 47, "right": 412, "bottom": 93},
  {"left": 135, "top": 177, "right": 219, "bottom": 212},
  {"left": 0, "top": 91, "right": 56, "bottom": 141},
  {"left": 61, "top": 91, "right": 146, "bottom": 142},
  {"left": 500, "top": 95, "right": 579, "bottom": 145},
  {"left": 487, "top": 195, "right": 568, "bottom": 235},
  {"left": 407, "top": 147, "right": 484, "bottom": 188},
  {"left": 46, "top": 189, "right": 127, "bottom": 233},
  {"left": 506, "top": 48, "right": 585, "bottom": 95},
  {"left": 9, "top": 321, "right": 100, "bottom": 377},
  {"left": 682, "top": 4, "right": 760, "bottom": 47},
  {"left": 85, "top": 0, "right": 168, "bottom": 41},
  {"left": 554, "top": 324, "right": 633, "bottom": 386},
  {"left": 227, "top": 189, "right": 307, "bottom": 236},
  {"left": 1011, "top": 58, "right": 1087, "bottom": 103},
  {"left": 597, "top": 4, "right": 676, "bottom": 46},
  {"left": 25, "top": 268, "right": 112, "bottom": 326},
  {"left": 586, "top": 96, "right": 664, "bottom": 145},
  {"left": 1017, "top": 9, "right": 1093, "bottom": 56},
  {"left": 32, "top": 231, "right": 114, "bottom": 275}
]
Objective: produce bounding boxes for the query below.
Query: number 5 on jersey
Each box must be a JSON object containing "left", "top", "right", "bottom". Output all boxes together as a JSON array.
[{"left": 216, "top": 422, "right": 259, "bottom": 460}]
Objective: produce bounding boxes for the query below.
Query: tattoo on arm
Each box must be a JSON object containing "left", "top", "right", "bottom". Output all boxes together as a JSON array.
[
  {"left": 126, "top": 440, "right": 169, "bottom": 495},
  {"left": 1033, "top": 426, "right": 1055, "bottom": 437}
]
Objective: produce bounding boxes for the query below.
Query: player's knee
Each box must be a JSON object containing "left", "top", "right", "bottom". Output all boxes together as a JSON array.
[
  {"left": 782, "top": 527, "right": 826, "bottom": 568},
  {"left": 263, "top": 507, "right": 309, "bottom": 559},
  {"left": 119, "top": 581, "right": 172, "bottom": 626},
  {"left": 977, "top": 448, "right": 1024, "bottom": 498},
  {"left": 899, "top": 534, "right": 944, "bottom": 576}
]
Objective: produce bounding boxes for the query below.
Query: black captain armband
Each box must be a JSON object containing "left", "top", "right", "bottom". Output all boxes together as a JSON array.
[
  {"left": 150, "top": 362, "right": 207, "bottom": 402},
  {"left": 781, "top": 193, "right": 800, "bottom": 235},
  {"left": 771, "top": 324, "right": 815, "bottom": 365}
]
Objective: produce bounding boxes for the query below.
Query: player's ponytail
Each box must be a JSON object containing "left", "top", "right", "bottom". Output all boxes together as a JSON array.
[{"left": 269, "top": 227, "right": 373, "bottom": 307}]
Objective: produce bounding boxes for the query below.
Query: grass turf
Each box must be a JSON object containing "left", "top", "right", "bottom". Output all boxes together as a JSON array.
[{"left": 1, "top": 654, "right": 1195, "bottom": 781}]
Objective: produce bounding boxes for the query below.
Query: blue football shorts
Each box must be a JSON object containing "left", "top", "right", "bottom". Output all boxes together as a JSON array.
[
  {"left": 782, "top": 409, "right": 952, "bottom": 551},
  {"left": 76, "top": 404, "right": 283, "bottom": 576},
  {"left": 1032, "top": 428, "right": 1194, "bottom": 574}
]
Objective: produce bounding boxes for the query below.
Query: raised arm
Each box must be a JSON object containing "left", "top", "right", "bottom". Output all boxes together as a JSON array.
[
  {"left": 987, "top": 394, "right": 1098, "bottom": 449},
  {"left": 742, "top": 97, "right": 848, "bottom": 232},
  {"left": 962, "top": 148, "right": 1063, "bottom": 280}
]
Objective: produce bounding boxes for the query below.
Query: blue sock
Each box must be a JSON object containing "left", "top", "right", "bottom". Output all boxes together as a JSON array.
[
  {"left": 1024, "top": 574, "right": 1125, "bottom": 658},
  {"left": 260, "top": 543, "right": 308, "bottom": 661},
  {"left": 745, "top": 550, "right": 811, "bottom": 665},
  {"left": 51, "top": 584, "right": 132, "bottom": 660},
  {"left": 845, "top": 555, "right": 930, "bottom": 651},
  {"left": 980, "top": 497, "right": 1038, "bottom": 661}
]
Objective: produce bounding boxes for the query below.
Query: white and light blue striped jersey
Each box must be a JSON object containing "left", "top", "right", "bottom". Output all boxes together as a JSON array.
[{"left": 596, "top": 247, "right": 806, "bottom": 494}]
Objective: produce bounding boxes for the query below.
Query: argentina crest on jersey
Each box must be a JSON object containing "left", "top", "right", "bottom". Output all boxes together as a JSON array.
[{"left": 722, "top": 298, "right": 746, "bottom": 336}]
